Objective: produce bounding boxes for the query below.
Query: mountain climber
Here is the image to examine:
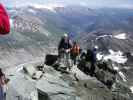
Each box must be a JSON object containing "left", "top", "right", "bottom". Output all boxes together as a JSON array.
[
  {"left": 77, "top": 48, "right": 97, "bottom": 76},
  {"left": 0, "top": 68, "right": 7, "bottom": 100},
  {"left": 71, "top": 41, "right": 80, "bottom": 65},
  {"left": 80, "top": 50, "right": 86, "bottom": 60},
  {"left": 87, "top": 47, "right": 97, "bottom": 76},
  {"left": 0, "top": 3, "right": 10, "bottom": 35},
  {"left": 58, "top": 33, "right": 73, "bottom": 70}
]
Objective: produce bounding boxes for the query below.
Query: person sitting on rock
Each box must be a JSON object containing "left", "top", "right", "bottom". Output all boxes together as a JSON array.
[
  {"left": 77, "top": 49, "right": 94, "bottom": 75},
  {"left": 80, "top": 48, "right": 97, "bottom": 76}
]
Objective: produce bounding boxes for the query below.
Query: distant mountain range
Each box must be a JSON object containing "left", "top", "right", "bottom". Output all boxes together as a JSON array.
[{"left": 0, "top": 5, "right": 133, "bottom": 87}]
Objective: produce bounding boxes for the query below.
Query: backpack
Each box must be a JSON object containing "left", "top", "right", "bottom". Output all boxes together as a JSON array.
[
  {"left": 0, "top": 4, "right": 10, "bottom": 35},
  {"left": 71, "top": 44, "right": 80, "bottom": 55}
]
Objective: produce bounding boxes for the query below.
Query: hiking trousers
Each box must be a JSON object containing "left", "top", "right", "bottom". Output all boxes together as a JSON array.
[
  {"left": 59, "top": 51, "right": 72, "bottom": 70},
  {"left": 0, "top": 86, "right": 5, "bottom": 100}
]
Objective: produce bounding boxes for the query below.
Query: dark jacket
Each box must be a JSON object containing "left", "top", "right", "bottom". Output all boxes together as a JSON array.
[
  {"left": 58, "top": 38, "right": 72, "bottom": 50},
  {"left": 86, "top": 49, "right": 96, "bottom": 63}
]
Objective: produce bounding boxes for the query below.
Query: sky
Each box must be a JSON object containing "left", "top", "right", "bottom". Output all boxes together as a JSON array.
[{"left": 1, "top": 0, "right": 133, "bottom": 8}]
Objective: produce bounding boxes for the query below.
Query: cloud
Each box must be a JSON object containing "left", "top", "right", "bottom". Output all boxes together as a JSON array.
[{"left": 1, "top": 0, "right": 133, "bottom": 8}]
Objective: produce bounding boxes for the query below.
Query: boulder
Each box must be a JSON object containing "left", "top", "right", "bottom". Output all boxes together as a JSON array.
[
  {"left": 6, "top": 74, "right": 38, "bottom": 100},
  {"left": 77, "top": 60, "right": 91, "bottom": 75},
  {"left": 37, "top": 73, "right": 81, "bottom": 100},
  {"left": 23, "top": 64, "right": 36, "bottom": 77},
  {"left": 112, "top": 82, "right": 132, "bottom": 100},
  {"left": 6, "top": 59, "right": 132, "bottom": 100},
  {"left": 95, "top": 69, "right": 105, "bottom": 83},
  {"left": 32, "top": 71, "right": 43, "bottom": 80},
  {"left": 45, "top": 54, "right": 58, "bottom": 66}
]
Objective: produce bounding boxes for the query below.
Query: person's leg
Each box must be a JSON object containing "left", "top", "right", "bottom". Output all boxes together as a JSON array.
[
  {"left": 70, "top": 54, "right": 75, "bottom": 67},
  {"left": 0, "top": 86, "right": 4, "bottom": 100},
  {"left": 4, "top": 93, "right": 6, "bottom": 100},
  {"left": 63, "top": 52, "right": 66, "bottom": 66},
  {"left": 74, "top": 55, "right": 77, "bottom": 65},
  {"left": 90, "top": 62, "right": 95, "bottom": 76},
  {"left": 66, "top": 52, "right": 72, "bottom": 70},
  {"left": 59, "top": 51, "right": 65, "bottom": 64}
]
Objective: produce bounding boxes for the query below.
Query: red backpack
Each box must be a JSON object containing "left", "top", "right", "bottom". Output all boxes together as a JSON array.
[
  {"left": 71, "top": 44, "right": 80, "bottom": 56},
  {"left": 0, "top": 4, "right": 10, "bottom": 35}
]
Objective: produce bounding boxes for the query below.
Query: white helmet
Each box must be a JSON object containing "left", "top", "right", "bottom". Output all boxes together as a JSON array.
[{"left": 63, "top": 33, "right": 68, "bottom": 37}]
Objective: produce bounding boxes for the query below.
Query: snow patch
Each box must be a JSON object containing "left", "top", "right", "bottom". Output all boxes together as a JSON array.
[
  {"left": 113, "top": 66, "right": 119, "bottom": 71},
  {"left": 123, "top": 66, "right": 131, "bottom": 70},
  {"left": 96, "top": 50, "right": 127, "bottom": 64},
  {"left": 104, "top": 49, "right": 127, "bottom": 64},
  {"left": 96, "top": 35, "right": 112, "bottom": 40},
  {"left": 114, "top": 33, "right": 127, "bottom": 40},
  {"left": 119, "top": 71, "right": 127, "bottom": 82},
  {"left": 130, "top": 86, "right": 133, "bottom": 93},
  {"left": 109, "top": 49, "right": 123, "bottom": 55},
  {"left": 96, "top": 53, "right": 103, "bottom": 60},
  {"left": 28, "top": 9, "right": 36, "bottom": 14},
  {"left": 31, "top": 4, "right": 64, "bottom": 12},
  {"left": 131, "top": 53, "right": 133, "bottom": 56}
]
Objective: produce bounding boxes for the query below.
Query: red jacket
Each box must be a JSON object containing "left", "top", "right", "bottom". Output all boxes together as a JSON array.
[{"left": 0, "top": 4, "right": 10, "bottom": 35}]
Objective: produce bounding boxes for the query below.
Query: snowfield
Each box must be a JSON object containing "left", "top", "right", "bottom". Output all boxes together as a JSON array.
[
  {"left": 118, "top": 71, "right": 127, "bottom": 82},
  {"left": 130, "top": 87, "right": 133, "bottom": 93},
  {"left": 113, "top": 66, "right": 119, "bottom": 71},
  {"left": 114, "top": 33, "right": 127, "bottom": 40},
  {"left": 96, "top": 35, "right": 112, "bottom": 40},
  {"left": 96, "top": 50, "right": 128, "bottom": 82},
  {"left": 31, "top": 4, "right": 64, "bottom": 12},
  {"left": 96, "top": 49, "right": 127, "bottom": 64},
  {"left": 96, "top": 52, "right": 104, "bottom": 60},
  {"left": 104, "top": 49, "right": 127, "bottom": 64}
]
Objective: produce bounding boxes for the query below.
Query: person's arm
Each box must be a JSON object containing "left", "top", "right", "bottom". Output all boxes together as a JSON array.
[
  {"left": 58, "top": 38, "right": 64, "bottom": 50},
  {"left": 1, "top": 75, "right": 6, "bottom": 85},
  {"left": 69, "top": 39, "right": 73, "bottom": 48}
]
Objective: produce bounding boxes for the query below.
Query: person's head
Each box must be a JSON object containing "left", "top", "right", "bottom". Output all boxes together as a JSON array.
[
  {"left": 63, "top": 33, "right": 68, "bottom": 38},
  {"left": 62, "top": 33, "right": 68, "bottom": 40},
  {"left": 63, "top": 33, "right": 69, "bottom": 41},
  {"left": 93, "top": 46, "right": 98, "bottom": 51}
]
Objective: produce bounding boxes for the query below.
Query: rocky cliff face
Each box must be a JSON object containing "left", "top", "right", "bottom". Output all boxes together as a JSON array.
[
  {"left": 5, "top": 58, "right": 133, "bottom": 100},
  {"left": 5, "top": 61, "right": 112, "bottom": 100}
]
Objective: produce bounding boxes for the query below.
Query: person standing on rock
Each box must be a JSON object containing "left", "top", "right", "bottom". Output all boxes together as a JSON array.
[
  {"left": 0, "top": 68, "right": 7, "bottom": 100},
  {"left": 71, "top": 41, "right": 80, "bottom": 65},
  {"left": 58, "top": 33, "right": 73, "bottom": 70},
  {"left": 87, "top": 47, "right": 97, "bottom": 76}
]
